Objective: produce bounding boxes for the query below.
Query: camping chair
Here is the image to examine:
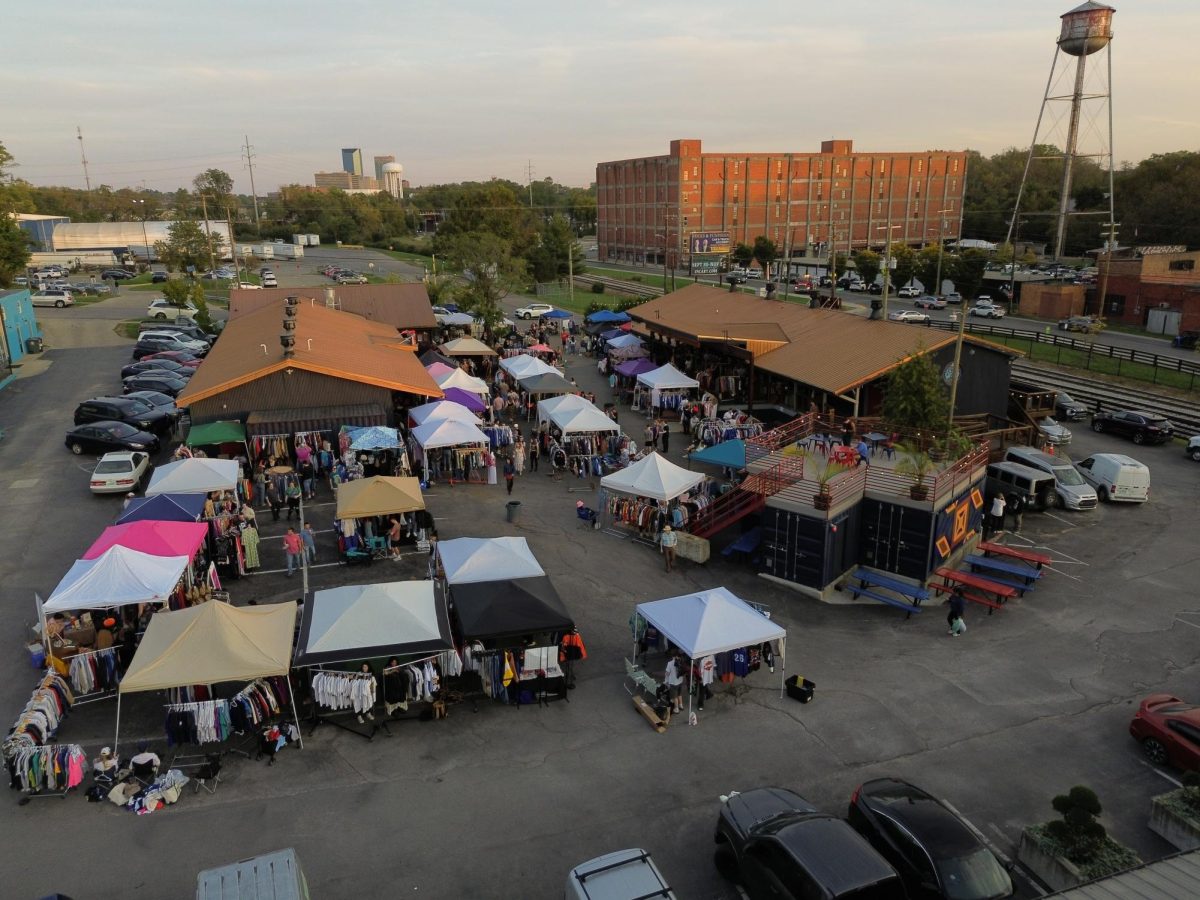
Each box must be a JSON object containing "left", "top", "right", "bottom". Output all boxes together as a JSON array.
[
  {"left": 575, "top": 505, "right": 599, "bottom": 531},
  {"left": 192, "top": 754, "right": 222, "bottom": 794},
  {"left": 366, "top": 536, "right": 390, "bottom": 559}
]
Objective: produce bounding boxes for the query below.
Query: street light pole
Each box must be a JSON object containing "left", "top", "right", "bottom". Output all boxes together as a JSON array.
[
  {"left": 132, "top": 198, "right": 151, "bottom": 269},
  {"left": 876, "top": 223, "right": 900, "bottom": 319}
]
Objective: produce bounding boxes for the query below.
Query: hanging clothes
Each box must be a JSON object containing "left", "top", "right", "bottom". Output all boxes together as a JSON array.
[
  {"left": 311, "top": 671, "right": 376, "bottom": 713},
  {"left": 67, "top": 647, "right": 122, "bottom": 696},
  {"left": 4, "top": 744, "right": 86, "bottom": 793}
]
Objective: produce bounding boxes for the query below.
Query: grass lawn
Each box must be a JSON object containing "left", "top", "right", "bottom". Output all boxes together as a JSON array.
[
  {"left": 524, "top": 283, "right": 648, "bottom": 316},
  {"left": 985, "top": 334, "right": 1200, "bottom": 392},
  {"left": 115, "top": 321, "right": 141, "bottom": 340},
  {"left": 587, "top": 265, "right": 669, "bottom": 290},
  {"left": 380, "top": 249, "right": 434, "bottom": 267}
]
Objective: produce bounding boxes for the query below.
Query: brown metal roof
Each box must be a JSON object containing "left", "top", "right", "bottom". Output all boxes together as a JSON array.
[
  {"left": 176, "top": 302, "right": 443, "bottom": 409},
  {"left": 628, "top": 284, "right": 1012, "bottom": 396},
  {"left": 229, "top": 283, "right": 437, "bottom": 330}
]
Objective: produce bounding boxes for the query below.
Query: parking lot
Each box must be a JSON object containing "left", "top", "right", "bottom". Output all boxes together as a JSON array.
[{"left": 1, "top": 248, "right": 1198, "bottom": 898}]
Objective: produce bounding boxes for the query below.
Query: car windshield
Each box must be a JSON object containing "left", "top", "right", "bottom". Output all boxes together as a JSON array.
[
  {"left": 1057, "top": 393, "right": 1076, "bottom": 405},
  {"left": 935, "top": 847, "right": 1011, "bottom": 900},
  {"left": 94, "top": 460, "right": 131, "bottom": 474},
  {"left": 1054, "top": 467, "right": 1086, "bottom": 486},
  {"left": 106, "top": 424, "right": 137, "bottom": 438}
]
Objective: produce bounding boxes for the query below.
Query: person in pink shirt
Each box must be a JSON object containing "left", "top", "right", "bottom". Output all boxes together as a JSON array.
[{"left": 283, "top": 527, "right": 304, "bottom": 577}]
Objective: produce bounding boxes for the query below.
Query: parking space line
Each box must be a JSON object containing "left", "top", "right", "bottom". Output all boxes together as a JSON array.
[
  {"left": 1139, "top": 760, "right": 1183, "bottom": 788},
  {"left": 1042, "top": 512, "right": 1077, "bottom": 527}
]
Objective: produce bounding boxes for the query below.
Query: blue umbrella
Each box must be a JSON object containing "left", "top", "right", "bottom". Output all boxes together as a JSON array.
[
  {"left": 586, "top": 309, "right": 630, "bottom": 324},
  {"left": 542, "top": 309, "right": 573, "bottom": 320}
]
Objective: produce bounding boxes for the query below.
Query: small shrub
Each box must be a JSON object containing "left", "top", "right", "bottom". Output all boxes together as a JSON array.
[
  {"left": 616, "top": 296, "right": 643, "bottom": 312},
  {"left": 591, "top": 282, "right": 606, "bottom": 294},
  {"left": 585, "top": 301, "right": 612, "bottom": 316},
  {"left": 1045, "top": 786, "right": 1106, "bottom": 864}
]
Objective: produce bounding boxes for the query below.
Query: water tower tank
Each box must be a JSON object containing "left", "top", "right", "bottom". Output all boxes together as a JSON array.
[{"left": 1058, "top": 1, "right": 1114, "bottom": 56}]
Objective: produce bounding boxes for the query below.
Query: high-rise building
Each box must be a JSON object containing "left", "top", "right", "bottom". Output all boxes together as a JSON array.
[
  {"left": 373, "top": 155, "right": 396, "bottom": 183},
  {"left": 597, "top": 139, "right": 968, "bottom": 272},
  {"left": 314, "top": 171, "right": 379, "bottom": 191},
  {"left": 341, "top": 148, "right": 363, "bottom": 177}
]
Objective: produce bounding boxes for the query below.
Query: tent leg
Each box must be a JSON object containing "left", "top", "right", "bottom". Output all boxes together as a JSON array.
[
  {"left": 687, "top": 666, "right": 694, "bottom": 722},
  {"left": 114, "top": 691, "right": 122, "bottom": 753},
  {"left": 288, "top": 676, "right": 304, "bottom": 750}
]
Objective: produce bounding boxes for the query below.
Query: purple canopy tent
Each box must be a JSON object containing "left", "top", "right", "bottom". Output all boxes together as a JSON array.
[
  {"left": 443, "top": 387, "right": 487, "bottom": 413},
  {"left": 614, "top": 357, "right": 657, "bottom": 377}
]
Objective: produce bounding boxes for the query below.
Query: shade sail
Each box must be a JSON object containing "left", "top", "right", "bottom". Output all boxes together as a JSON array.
[
  {"left": 614, "top": 358, "right": 657, "bottom": 378},
  {"left": 606, "top": 333, "right": 642, "bottom": 350},
  {"left": 348, "top": 425, "right": 402, "bottom": 451},
  {"left": 83, "top": 521, "right": 209, "bottom": 561},
  {"left": 518, "top": 372, "right": 573, "bottom": 395},
  {"left": 440, "top": 337, "right": 497, "bottom": 357},
  {"left": 542, "top": 309, "right": 573, "bottom": 320},
  {"left": 443, "top": 387, "right": 486, "bottom": 412},
  {"left": 434, "top": 368, "right": 490, "bottom": 396},
  {"left": 294, "top": 581, "right": 451, "bottom": 666},
  {"left": 637, "top": 363, "right": 700, "bottom": 391},
  {"left": 408, "top": 400, "right": 480, "bottom": 427},
  {"left": 336, "top": 476, "right": 425, "bottom": 519},
  {"left": 689, "top": 439, "right": 747, "bottom": 469},
  {"left": 587, "top": 309, "right": 630, "bottom": 324},
  {"left": 44, "top": 546, "right": 189, "bottom": 614},
  {"left": 426, "top": 362, "right": 456, "bottom": 379},
  {"left": 600, "top": 452, "right": 704, "bottom": 502},
  {"left": 437, "top": 536, "right": 544, "bottom": 585},
  {"left": 186, "top": 420, "right": 246, "bottom": 447},
  {"left": 450, "top": 576, "right": 573, "bottom": 641},
  {"left": 146, "top": 458, "right": 239, "bottom": 496},
  {"left": 500, "top": 355, "right": 557, "bottom": 379},
  {"left": 120, "top": 601, "right": 298, "bottom": 693},
  {"left": 552, "top": 405, "right": 620, "bottom": 435},
  {"left": 636, "top": 587, "right": 785, "bottom": 660},
  {"left": 411, "top": 418, "right": 490, "bottom": 450},
  {"left": 116, "top": 493, "right": 207, "bottom": 525}
]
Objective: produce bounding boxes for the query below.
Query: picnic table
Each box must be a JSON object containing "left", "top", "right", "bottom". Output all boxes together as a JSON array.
[
  {"left": 934, "top": 567, "right": 1018, "bottom": 607},
  {"left": 964, "top": 554, "right": 1041, "bottom": 595},
  {"left": 847, "top": 568, "right": 927, "bottom": 618},
  {"left": 978, "top": 541, "right": 1052, "bottom": 571},
  {"left": 722, "top": 527, "right": 762, "bottom": 563}
]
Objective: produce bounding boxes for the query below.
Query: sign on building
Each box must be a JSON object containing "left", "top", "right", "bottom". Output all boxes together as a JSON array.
[
  {"left": 690, "top": 254, "right": 722, "bottom": 275},
  {"left": 689, "top": 232, "right": 731, "bottom": 255}
]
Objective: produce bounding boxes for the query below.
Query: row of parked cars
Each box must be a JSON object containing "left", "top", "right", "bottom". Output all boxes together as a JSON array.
[{"left": 321, "top": 264, "right": 367, "bottom": 284}]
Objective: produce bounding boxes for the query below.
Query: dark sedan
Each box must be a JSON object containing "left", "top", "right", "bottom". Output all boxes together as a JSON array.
[
  {"left": 141, "top": 350, "right": 202, "bottom": 367},
  {"left": 123, "top": 373, "right": 189, "bottom": 398},
  {"left": 848, "top": 779, "right": 1013, "bottom": 900},
  {"left": 101, "top": 269, "right": 136, "bottom": 280},
  {"left": 120, "top": 358, "right": 194, "bottom": 380},
  {"left": 1130, "top": 695, "right": 1200, "bottom": 770},
  {"left": 65, "top": 421, "right": 159, "bottom": 455},
  {"left": 1054, "top": 392, "right": 1088, "bottom": 421},
  {"left": 1091, "top": 409, "right": 1174, "bottom": 444}
]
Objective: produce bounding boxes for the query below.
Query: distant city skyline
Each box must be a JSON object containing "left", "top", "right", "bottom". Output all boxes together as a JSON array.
[{"left": 6, "top": 0, "right": 1198, "bottom": 194}]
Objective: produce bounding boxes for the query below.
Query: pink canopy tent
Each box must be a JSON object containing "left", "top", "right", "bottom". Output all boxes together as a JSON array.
[
  {"left": 82, "top": 521, "right": 209, "bottom": 561},
  {"left": 426, "top": 362, "right": 457, "bottom": 379},
  {"left": 528, "top": 343, "right": 553, "bottom": 352}
]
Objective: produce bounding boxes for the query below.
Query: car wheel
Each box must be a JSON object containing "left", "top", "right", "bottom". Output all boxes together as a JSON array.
[
  {"left": 1097, "top": 486, "right": 1109, "bottom": 502},
  {"left": 69, "top": 442, "right": 84, "bottom": 455},
  {"left": 55, "top": 300, "right": 65, "bottom": 308},
  {"left": 1133, "top": 431, "right": 1145, "bottom": 445},
  {"left": 1092, "top": 420, "right": 1104, "bottom": 433},
  {"left": 714, "top": 843, "right": 739, "bottom": 881},
  {"left": 155, "top": 312, "right": 166, "bottom": 319},
  {"left": 1190, "top": 448, "right": 1200, "bottom": 462},
  {"left": 1142, "top": 737, "right": 1169, "bottom": 766}
]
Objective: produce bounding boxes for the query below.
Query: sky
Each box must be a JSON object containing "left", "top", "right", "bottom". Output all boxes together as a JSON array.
[{"left": 6, "top": 0, "right": 1199, "bottom": 194}]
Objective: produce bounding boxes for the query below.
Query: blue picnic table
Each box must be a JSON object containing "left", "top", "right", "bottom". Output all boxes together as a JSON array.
[{"left": 965, "top": 553, "right": 1042, "bottom": 595}]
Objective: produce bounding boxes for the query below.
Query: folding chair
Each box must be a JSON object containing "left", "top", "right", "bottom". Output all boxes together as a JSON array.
[
  {"left": 367, "top": 536, "right": 390, "bottom": 559},
  {"left": 192, "top": 754, "right": 222, "bottom": 794}
]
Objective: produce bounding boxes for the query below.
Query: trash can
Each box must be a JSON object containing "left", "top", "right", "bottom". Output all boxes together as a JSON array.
[
  {"left": 785, "top": 675, "right": 815, "bottom": 704},
  {"left": 25, "top": 337, "right": 44, "bottom": 354},
  {"left": 506, "top": 500, "right": 521, "bottom": 523}
]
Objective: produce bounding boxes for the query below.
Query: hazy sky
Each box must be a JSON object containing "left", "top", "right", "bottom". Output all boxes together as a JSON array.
[{"left": 7, "top": 1, "right": 1198, "bottom": 194}]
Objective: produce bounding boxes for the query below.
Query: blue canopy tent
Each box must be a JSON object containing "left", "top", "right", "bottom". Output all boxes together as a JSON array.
[
  {"left": 348, "top": 426, "right": 402, "bottom": 451},
  {"left": 689, "top": 439, "right": 747, "bottom": 470},
  {"left": 542, "top": 309, "right": 573, "bottom": 320},
  {"left": 599, "top": 327, "right": 625, "bottom": 341},
  {"left": 116, "top": 493, "right": 208, "bottom": 525},
  {"left": 586, "top": 309, "right": 630, "bottom": 324}
]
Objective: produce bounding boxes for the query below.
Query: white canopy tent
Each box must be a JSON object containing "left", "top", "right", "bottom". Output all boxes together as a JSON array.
[
  {"left": 636, "top": 363, "right": 700, "bottom": 391},
  {"left": 536, "top": 393, "right": 591, "bottom": 425},
  {"left": 635, "top": 587, "right": 787, "bottom": 717},
  {"left": 500, "top": 355, "right": 558, "bottom": 380},
  {"left": 146, "top": 457, "right": 240, "bottom": 496},
  {"left": 434, "top": 367, "right": 490, "bottom": 397},
  {"left": 436, "top": 536, "right": 545, "bottom": 585},
  {"left": 410, "top": 419, "right": 490, "bottom": 450},
  {"left": 606, "top": 333, "right": 643, "bottom": 350},
  {"left": 409, "top": 400, "right": 480, "bottom": 427},
  {"left": 600, "top": 451, "right": 705, "bottom": 502},
  {"left": 440, "top": 337, "right": 497, "bottom": 357},
  {"left": 551, "top": 405, "right": 620, "bottom": 436},
  {"left": 441, "top": 312, "right": 476, "bottom": 327},
  {"left": 43, "top": 545, "right": 190, "bottom": 614}
]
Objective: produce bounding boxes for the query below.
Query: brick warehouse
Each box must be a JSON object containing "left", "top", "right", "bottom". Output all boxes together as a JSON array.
[{"left": 597, "top": 139, "right": 968, "bottom": 275}]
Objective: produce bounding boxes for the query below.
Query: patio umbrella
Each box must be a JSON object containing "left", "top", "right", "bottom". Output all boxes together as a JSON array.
[{"left": 443, "top": 387, "right": 486, "bottom": 413}]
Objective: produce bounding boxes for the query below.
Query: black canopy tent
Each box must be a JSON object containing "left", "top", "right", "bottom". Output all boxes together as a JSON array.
[
  {"left": 517, "top": 372, "right": 574, "bottom": 396},
  {"left": 449, "top": 576, "right": 573, "bottom": 643}
]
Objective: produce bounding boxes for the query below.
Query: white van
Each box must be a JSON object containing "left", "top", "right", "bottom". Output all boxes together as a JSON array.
[
  {"left": 1074, "top": 453, "right": 1150, "bottom": 503},
  {"left": 1003, "top": 446, "right": 1097, "bottom": 510}
]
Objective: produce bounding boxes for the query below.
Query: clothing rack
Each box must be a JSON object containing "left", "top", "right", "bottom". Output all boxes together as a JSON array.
[
  {"left": 309, "top": 670, "right": 383, "bottom": 741},
  {"left": 67, "top": 646, "right": 122, "bottom": 703},
  {"left": 4, "top": 743, "right": 85, "bottom": 798},
  {"left": 3, "top": 672, "right": 73, "bottom": 758}
]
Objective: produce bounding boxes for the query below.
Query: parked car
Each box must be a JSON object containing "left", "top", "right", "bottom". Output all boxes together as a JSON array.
[
  {"left": 65, "top": 421, "right": 159, "bottom": 455},
  {"left": 725, "top": 273, "right": 749, "bottom": 285},
  {"left": 124, "top": 390, "right": 181, "bottom": 424},
  {"left": 969, "top": 302, "right": 1005, "bottom": 319},
  {"left": 1172, "top": 330, "right": 1198, "bottom": 350},
  {"left": 1003, "top": 446, "right": 1097, "bottom": 510},
  {"left": 132, "top": 337, "right": 205, "bottom": 361},
  {"left": 848, "top": 280, "right": 867, "bottom": 292},
  {"left": 236, "top": 281, "right": 262, "bottom": 290},
  {"left": 944, "top": 292, "right": 963, "bottom": 304},
  {"left": 89, "top": 451, "right": 152, "bottom": 495},
  {"left": 147, "top": 299, "right": 198, "bottom": 320},
  {"left": 889, "top": 310, "right": 931, "bottom": 324},
  {"left": 819, "top": 275, "right": 833, "bottom": 287},
  {"left": 914, "top": 295, "right": 946, "bottom": 309},
  {"left": 336, "top": 272, "right": 368, "bottom": 284},
  {"left": 123, "top": 373, "right": 189, "bottom": 398},
  {"left": 138, "top": 330, "right": 208, "bottom": 352},
  {"left": 867, "top": 282, "right": 884, "bottom": 295},
  {"left": 31, "top": 289, "right": 74, "bottom": 308},
  {"left": 746, "top": 269, "right": 762, "bottom": 280},
  {"left": 74, "top": 396, "right": 175, "bottom": 435},
  {"left": 151, "top": 270, "right": 170, "bottom": 283},
  {"left": 1188, "top": 435, "right": 1200, "bottom": 462},
  {"left": 101, "top": 268, "right": 136, "bottom": 280},
  {"left": 847, "top": 778, "right": 1013, "bottom": 900},
  {"left": 1074, "top": 453, "right": 1150, "bottom": 503},
  {"left": 141, "top": 350, "right": 202, "bottom": 367},
  {"left": 1054, "top": 392, "right": 1088, "bottom": 421},
  {"left": 121, "top": 358, "right": 194, "bottom": 380},
  {"left": 896, "top": 285, "right": 921, "bottom": 298},
  {"left": 138, "top": 321, "right": 213, "bottom": 344},
  {"left": 1036, "top": 416, "right": 1072, "bottom": 445},
  {"left": 1090, "top": 409, "right": 1174, "bottom": 444},
  {"left": 261, "top": 273, "right": 278, "bottom": 287},
  {"left": 515, "top": 302, "right": 555, "bottom": 319},
  {"left": 715, "top": 788, "right": 903, "bottom": 900},
  {"left": 1130, "top": 695, "right": 1200, "bottom": 769},
  {"left": 566, "top": 849, "right": 675, "bottom": 900},
  {"left": 1058, "top": 315, "right": 1097, "bottom": 332}
]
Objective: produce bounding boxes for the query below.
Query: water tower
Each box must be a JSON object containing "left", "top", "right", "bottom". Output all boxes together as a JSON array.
[
  {"left": 1008, "top": 2, "right": 1115, "bottom": 261},
  {"left": 381, "top": 162, "right": 405, "bottom": 200}
]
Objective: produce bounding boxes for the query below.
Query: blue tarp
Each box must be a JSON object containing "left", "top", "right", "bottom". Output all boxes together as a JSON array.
[
  {"left": 348, "top": 426, "right": 402, "bottom": 451},
  {"left": 587, "top": 309, "right": 630, "bottom": 324},
  {"left": 116, "top": 493, "right": 208, "bottom": 525},
  {"left": 542, "top": 309, "right": 573, "bottom": 320},
  {"left": 689, "top": 439, "right": 747, "bottom": 469},
  {"left": 599, "top": 327, "right": 625, "bottom": 341}
]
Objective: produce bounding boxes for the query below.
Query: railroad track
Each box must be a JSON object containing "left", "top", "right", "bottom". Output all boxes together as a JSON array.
[{"left": 572, "top": 274, "right": 662, "bottom": 299}]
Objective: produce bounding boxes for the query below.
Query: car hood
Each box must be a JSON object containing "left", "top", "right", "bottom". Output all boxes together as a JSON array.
[{"left": 723, "top": 788, "right": 818, "bottom": 835}]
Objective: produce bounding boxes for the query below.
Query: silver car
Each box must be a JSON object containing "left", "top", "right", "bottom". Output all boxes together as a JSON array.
[{"left": 1038, "top": 416, "right": 1072, "bottom": 445}]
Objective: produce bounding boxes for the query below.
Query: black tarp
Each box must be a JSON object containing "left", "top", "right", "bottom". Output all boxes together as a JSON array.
[
  {"left": 449, "top": 576, "right": 573, "bottom": 641},
  {"left": 420, "top": 349, "right": 456, "bottom": 368},
  {"left": 517, "top": 373, "right": 573, "bottom": 395}
]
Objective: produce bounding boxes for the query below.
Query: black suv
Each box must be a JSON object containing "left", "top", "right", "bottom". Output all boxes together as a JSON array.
[
  {"left": 1091, "top": 408, "right": 1174, "bottom": 445},
  {"left": 715, "top": 788, "right": 902, "bottom": 900},
  {"left": 1054, "top": 392, "right": 1088, "bottom": 420},
  {"left": 75, "top": 396, "right": 174, "bottom": 436}
]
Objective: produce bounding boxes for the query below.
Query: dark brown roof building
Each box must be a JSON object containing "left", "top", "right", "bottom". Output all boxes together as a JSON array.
[{"left": 229, "top": 283, "right": 437, "bottom": 332}]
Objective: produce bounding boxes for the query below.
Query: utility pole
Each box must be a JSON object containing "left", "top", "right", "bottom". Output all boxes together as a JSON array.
[
  {"left": 242, "top": 135, "right": 261, "bottom": 231},
  {"left": 947, "top": 289, "right": 969, "bottom": 433},
  {"left": 224, "top": 205, "right": 239, "bottom": 279},
  {"left": 878, "top": 220, "right": 898, "bottom": 320},
  {"left": 827, "top": 203, "right": 838, "bottom": 306},
  {"left": 76, "top": 126, "right": 92, "bottom": 196},
  {"left": 199, "top": 194, "right": 217, "bottom": 274},
  {"left": 525, "top": 160, "right": 535, "bottom": 209},
  {"left": 1007, "top": 217, "right": 1026, "bottom": 314},
  {"left": 932, "top": 208, "right": 953, "bottom": 299},
  {"left": 567, "top": 232, "right": 575, "bottom": 310},
  {"left": 1095, "top": 221, "right": 1119, "bottom": 319}
]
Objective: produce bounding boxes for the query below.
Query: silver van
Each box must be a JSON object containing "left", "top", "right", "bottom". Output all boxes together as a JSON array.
[
  {"left": 1003, "top": 446, "right": 1097, "bottom": 510},
  {"left": 985, "top": 461, "right": 1057, "bottom": 511}
]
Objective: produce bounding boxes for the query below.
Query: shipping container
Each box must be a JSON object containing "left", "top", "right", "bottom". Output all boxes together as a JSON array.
[{"left": 258, "top": 244, "right": 275, "bottom": 260}]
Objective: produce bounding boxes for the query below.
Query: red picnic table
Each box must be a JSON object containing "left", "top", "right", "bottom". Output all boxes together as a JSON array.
[
  {"left": 978, "top": 541, "right": 1052, "bottom": 571},
  {"left": 932, "top": 566, "right": 1018, "bottom": 615}
]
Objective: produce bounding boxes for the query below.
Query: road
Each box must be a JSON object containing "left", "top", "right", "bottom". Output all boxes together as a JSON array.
[{"left": 1, "top": 248, "right": 1197, "bottom": 898}]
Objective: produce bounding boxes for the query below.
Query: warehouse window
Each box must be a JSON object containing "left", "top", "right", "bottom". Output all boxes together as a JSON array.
[
  {"left": 917, "top": 160, "right": 924, "bottom": 175},
  {"left": 1168, "top": 260, "right": 1195, "bottom": 271},
  {"left": 952, "top": 159, "right": 959, "bottom": 174},
  {"left": 879, "top": 160, "right": 886, "bottom": 175},
  {"left": 1108, "top": 294, "right": 1125, "bottom": 315}
]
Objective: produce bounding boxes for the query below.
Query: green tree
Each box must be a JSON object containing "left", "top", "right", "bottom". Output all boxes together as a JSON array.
[
  {"left": 0, "top": 216, "right": 33, "bottom": 287},
  {"left": 888, "top": 242, "right": 916, "bottom": 290},
  {"left": 155, "top": 220, "right": 220, "bottom": 272},
  {"left": 752, "top": 236, "right": 779, "bottom": 279},
  {"left": 439, "top": 232, "right": 527, "bottom": 329},
  {"left": 915, "top": 245, "right": 943, "bottom": 294},
  {"left": 160, "top": 278, "right": 192, "bottom": 307},
  {"left": 882, "top": 348, "right": 950, "bottom": 433},
  {"left": 193, "top": 169, "right": 235, "bottom": 209},
  {"left": 528, "top": 214, "right": 585, "bottom": 283},
  {"left": 732, "top": 242, "right": 754, "bottom": 269},
  {"left": 950, "top": 249, "right": 988, "bottom": 299},
  {"left": 189, "top": 282, "right": 214, "bottom": 332},
  {"left": 852, "top": 249, "right": 881, "bottom": 286}
]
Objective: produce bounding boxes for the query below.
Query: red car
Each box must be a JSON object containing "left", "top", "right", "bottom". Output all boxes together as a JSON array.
[
  {"left": 1129, "top": 694, "right": 1200, "bottom": 768},
  {"left": 142, "top": 350, "right": 202, "bottom": 368}
]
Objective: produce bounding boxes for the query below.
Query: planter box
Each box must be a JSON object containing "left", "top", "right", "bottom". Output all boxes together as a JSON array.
[
  {"left": 1017, "top": 830, "right": 1083, "bottom": 893},
  {"left": 1150, "top": 792, "right": 1200, "bottom": 851}
]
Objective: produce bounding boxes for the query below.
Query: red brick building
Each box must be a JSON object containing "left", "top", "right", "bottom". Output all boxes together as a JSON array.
[
  {"left": 596, "top": 139, "right": 968, "bottom": 274},
  {"left": 1089, "top": 251, "right": 1200, "bottom": 334}
]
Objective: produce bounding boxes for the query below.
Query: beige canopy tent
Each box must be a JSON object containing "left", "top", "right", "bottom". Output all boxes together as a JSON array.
[
  {"left": 115, "top": 600, "right": 301, "bottom": 749},
  {"left": 440, "top": 337, "right": 497, "bottom": 357},
  {"left": 336, "top": 476, "right": 426, "bottom": 520}
]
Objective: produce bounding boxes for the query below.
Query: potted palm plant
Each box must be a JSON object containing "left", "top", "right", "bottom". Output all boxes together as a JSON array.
[
  {"left": 894, "top": 443, "right": 935, "bottom": 500},
  {"left": 801, "top": 448, "right": 849, "bottom": 510}
]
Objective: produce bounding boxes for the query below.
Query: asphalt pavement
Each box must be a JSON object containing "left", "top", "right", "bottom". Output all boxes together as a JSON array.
[{"left": 0, "top": 247, "right": 1197, "bottom": 898}]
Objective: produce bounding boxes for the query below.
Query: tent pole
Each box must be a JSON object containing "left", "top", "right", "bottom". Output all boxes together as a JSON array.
[
  {"left": 288, "top": 675, "right": 304, "bottom": 749},
  {"left": 114, "top": 691, "right": 122, "bottom": 752},
  {"left": 687, "top": 663, "right": 694, "bottom": 722},
  {"left": 36, "top": 593, "right": 47, "bottom": 653}
]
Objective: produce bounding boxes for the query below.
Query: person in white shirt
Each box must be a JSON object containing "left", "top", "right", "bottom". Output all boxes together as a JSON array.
[
  {"left": 663, "top": 652, "right": 685, "bottom": 714},
  {"left": 988, "top": 494, "right": 1007, "bottom": 538}
]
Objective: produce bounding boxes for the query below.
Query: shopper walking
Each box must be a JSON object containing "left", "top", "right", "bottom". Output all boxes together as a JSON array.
[
  {"left": 529, "top": 437, "right": 539, "bottom": 472},
  {"left": 513, "top": 436, "right": 526, "bottom": 476},
  {"left": 660, "top": 525, "right": 678, "bottom": 573},
  {"left": 283, "top": 528, "right": 304, "bottom": 577},
  {"left": 301, "top": 523, "right": 317, "bottom": 563},
  {"left": 946, "top": 586, "right": 966, "bottom": 634},
  {"left": 299, "top": 458, "right": 316, "bottom": 500},
  {"left": 988, "top": 494, "right": 1006, "bottom": 538},
  {"left": 664, "top": 652, "right": 685, "bottom": 715},
  {"left": 1007, "top": 491, "right": 1025, "bottom": 533},
  {"left": 504, "top": 457, "right": 515, "bottom": 495},
  {"left": 388, "top": 516, "right": 403, "bottom": 560},
  {"left": 285, "top": 479, "right": 302, "bottom": 521},
  {"left": 266, "top": 481, "right": 283, "bottom": 522},
  {"left": 660, "top": 420, "right": 670, "bottom": 454}
]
